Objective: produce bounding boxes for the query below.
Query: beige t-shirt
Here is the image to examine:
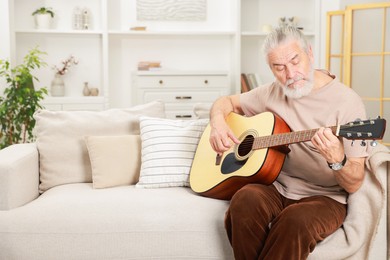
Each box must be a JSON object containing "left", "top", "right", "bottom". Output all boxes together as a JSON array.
[{"left": 240, "top": 74, "right": 369, "bottom": 204}]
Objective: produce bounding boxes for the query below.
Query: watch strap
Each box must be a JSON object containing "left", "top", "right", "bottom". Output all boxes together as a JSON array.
[{"left": 327, "top": 154, "right": 347, "bottom": 169}]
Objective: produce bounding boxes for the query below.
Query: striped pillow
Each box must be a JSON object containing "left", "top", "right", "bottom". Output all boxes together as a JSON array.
[{"left": 136, "top": 116, "right": 209, "bottom": 188}]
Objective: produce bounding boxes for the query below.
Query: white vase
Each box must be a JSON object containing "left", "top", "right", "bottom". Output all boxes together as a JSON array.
[
  {"left": 83, "top": 82, "right": 90, "bottom": 96},
  {"left": 51, "top": 74, "right": 65, "bottom": 96},
  {"left": 35, "top": 14, "right": 52, "bottom": 29}
]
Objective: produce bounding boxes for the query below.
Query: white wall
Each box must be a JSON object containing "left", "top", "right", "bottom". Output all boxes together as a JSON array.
[
  {"left": 340, "top": 0, "right": 383, "bottom": 9},
  {"left": 318, "top": 0, "right": 341, "bottom": 69},
  {"left": 0, "top": 0, "right": 10, "bottom": 60},
  {"left": 0, "top": 0, "right": 10, "bottom": 94}
]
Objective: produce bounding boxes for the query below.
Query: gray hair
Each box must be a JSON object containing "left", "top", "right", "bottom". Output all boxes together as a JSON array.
[{"left": 262, "top": 26, "right": 309, "bottom": 64}]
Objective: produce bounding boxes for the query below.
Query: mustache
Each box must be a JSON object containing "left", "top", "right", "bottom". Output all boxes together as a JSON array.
[{"left": 286, "top": 76, "right": 306, "bottom": 87}]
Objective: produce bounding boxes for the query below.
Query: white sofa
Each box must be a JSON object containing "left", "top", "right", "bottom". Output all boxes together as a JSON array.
[{"left": 0, "top": 101, "right": 388, "bottom": 260}]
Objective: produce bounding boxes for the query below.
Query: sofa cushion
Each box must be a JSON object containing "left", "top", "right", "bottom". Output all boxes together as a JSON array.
[
  {"left": 136, "top": 116, "right": 209, "bottom": 188},
  {"left": 0, "top": 184, "right": 234, "bottom": 259},
  {"left": 34, "top": 101, "right": 165, "bottom": 193},
  {"left": 85, "top": 135, "right": 141, "bottom": 189}
]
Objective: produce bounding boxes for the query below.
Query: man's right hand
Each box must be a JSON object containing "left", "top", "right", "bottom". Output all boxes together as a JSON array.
[
  {"left": 209, "top": 116, "right": 240, "bottom": 154},
  {"left": 208, "top": 95, "right": 243, "bottom": 154}
]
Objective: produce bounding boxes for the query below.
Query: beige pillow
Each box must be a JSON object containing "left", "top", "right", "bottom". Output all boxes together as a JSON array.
[
  {"left": 34, "top": 100, "right": 165, "bottom": 193},
  {"left": 85, "top": 135, "right": 141, "bottom": 188}
]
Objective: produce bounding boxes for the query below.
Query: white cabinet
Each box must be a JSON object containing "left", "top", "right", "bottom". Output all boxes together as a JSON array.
[
  {"left": 134, "top": 71, "right": 229, "bottom": 119},
  {"left": 6, "top": 0, "right": 329, "bottom": 110}
]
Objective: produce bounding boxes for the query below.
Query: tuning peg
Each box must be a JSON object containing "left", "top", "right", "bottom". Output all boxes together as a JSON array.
[
  {"left": 370, "top": 140, "right": 378, "bottom": 147},
  {"left": 360, "top": 140, "right": 367, "bottom": 146}
]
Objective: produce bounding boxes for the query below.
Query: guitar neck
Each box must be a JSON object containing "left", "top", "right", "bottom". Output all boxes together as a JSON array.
[{"left": 253, "top": 125, "right": 338, "bottom": 149}]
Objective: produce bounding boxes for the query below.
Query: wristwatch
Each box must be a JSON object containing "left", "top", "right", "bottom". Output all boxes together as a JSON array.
[{"left": 327, "top": 154, "right": 347, "bottom": 171}]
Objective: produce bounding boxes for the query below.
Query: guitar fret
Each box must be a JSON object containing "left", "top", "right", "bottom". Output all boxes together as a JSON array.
[
  {"left": 299, "top": 131, "right": 305, "bottom": 141},
  {"left": 273, "top": 135, "right": 279, "bottom": 146},
  {"left": 254, "top": 125, "right": 343, "bottom": 150},
  {"left": 283, "top": 133, "right": 289, "bottom": 145},
  {"left": 293, "top": 133, "right": 300, "bottom": 142}
]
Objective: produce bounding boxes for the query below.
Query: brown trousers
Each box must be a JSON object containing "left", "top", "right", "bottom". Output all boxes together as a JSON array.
[{"left": 225, "top": 184, "right": 347, "bottom": 260}]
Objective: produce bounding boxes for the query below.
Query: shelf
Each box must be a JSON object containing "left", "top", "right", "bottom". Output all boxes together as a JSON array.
[
  {"left": 108, "top": 30, "right": 236, "bottom": 36},
  {"left": 241, "top": 31, "right": 316, "bottom": 37},
  {"left": 15, "top": 29, "right": 104, "bottom": 35},
  {"left": 43, "top": 96, "right": 105, "bottom": 104},
  {"left": 135, "top": 70, "right": 229, "bottom": 76}
]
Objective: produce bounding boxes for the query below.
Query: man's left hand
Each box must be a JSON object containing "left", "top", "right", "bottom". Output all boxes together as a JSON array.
[{"left": 311, "top": 127, "right": 345, "bottom": 163}]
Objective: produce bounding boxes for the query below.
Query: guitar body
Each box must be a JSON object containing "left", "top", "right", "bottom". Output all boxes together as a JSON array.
[{"left": 190, "top": 112, "right": 292, "bottom": 200}]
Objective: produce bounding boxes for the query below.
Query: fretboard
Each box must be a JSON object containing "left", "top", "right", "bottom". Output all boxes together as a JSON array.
[{"left": 253, "top": 126, "right": 338, "bottom": 150}]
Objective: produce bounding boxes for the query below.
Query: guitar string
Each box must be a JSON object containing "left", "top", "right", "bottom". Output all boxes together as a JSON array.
[{"left": 235, "top": 121, "right": 376, "bottom": 150}]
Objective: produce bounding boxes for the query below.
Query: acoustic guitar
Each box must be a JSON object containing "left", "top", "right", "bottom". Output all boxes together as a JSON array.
[{"left": 189, "top": 112, "right": 386, "bottom": 200}]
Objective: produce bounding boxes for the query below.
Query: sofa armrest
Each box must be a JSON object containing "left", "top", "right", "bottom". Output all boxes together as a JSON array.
[{"left": 0, "top": 143, "right": 39, "bottom": 210}]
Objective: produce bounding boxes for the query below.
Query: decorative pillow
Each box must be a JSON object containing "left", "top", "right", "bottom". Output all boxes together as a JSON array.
[
  {"left": 136, "top": 116, "right": 209, "bottom": 188},
  {"left": 34, "top": 100, "right": 165, "bottom": 193},
  {"left": 193, "top": 102, "right": 211, "bottom": 119},
  {"left": 85, "top": 135, "right": 141, "bottom": 189}
]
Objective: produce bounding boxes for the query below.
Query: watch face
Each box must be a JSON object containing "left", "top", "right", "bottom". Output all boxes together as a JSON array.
[{"left": 331, "top": 163, "right": 343, "bottom": 171}]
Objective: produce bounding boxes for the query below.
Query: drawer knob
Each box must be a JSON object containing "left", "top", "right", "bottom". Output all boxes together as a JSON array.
[
  {"left": 176, "top": 115, "right": 192, "bottom": 118},
  {"left": 159, "top": 80, "right": 163, "bottom": 84},
  {"left": 175, "top": 96, "right": 192, "bottom": 100},
  {"left": 204, "top": 80, "right": 208, "bottom": 84}
]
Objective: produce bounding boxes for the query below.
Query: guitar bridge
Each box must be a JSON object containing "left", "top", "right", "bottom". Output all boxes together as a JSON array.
[{"left": 215, "top": 154, "right": 222, "bottom": 166}]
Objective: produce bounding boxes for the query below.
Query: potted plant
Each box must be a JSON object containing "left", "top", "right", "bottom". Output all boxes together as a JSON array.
[
  {"left": 32, "top": 7, "right": 55, "bottom": 29},
  {"left": 0, "top": 47, "right": 48, "bottom": 149}
]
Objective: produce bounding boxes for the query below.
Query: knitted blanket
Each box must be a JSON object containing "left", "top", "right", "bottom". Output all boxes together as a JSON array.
[{"left": 309, "top": 144, "right": 390, "bottom": 260}]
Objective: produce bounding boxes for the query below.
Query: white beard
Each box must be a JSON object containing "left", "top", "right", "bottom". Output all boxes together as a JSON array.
[{"left": 277, "top": 68, "right": 315, "bottom": 99}]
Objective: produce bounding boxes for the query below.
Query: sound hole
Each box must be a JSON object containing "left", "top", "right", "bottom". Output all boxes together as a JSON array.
[
  {"left": 237, "top": 135, "right": 254, "bottom": 157},
  {"left": 221, "top": 153, "right": 247, "bottom": 174}
]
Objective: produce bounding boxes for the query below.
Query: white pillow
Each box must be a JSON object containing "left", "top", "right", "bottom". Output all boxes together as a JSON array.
[
  {"left": 85, "top": 135, "right": 141, "bottom": 189},
  {"left": 34, "top": 101, "right": 165, "bottom": 193},
  {"left": 193, "top": 103, "right": 211, "bottom": 119},
  {"left": 136, "top": 117, "right": 209, "bottom": 188}
]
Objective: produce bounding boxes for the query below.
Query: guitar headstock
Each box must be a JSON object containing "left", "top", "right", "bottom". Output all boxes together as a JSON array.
[{"left": 339, "top": 117, "right": 386, "bottom": 143}]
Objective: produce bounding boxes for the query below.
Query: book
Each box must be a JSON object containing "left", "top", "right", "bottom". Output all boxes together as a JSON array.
[
  {"left": 254, "top": 73, "right": 262, "bottom": 86},
  {"left": 241, "top": 73, "right": 262, "bottom": 92},
  {"left": 130, "top": 26, "right": 147, "bottom": 31},
  {"left": 241, "top": 73, "right": 250, "bottom": 93},
  {"left": 137, "top": 61, "right": 162, "bottom": 71},
  {"left": 247, "top": 73, "right": 258, "bottom": 89}
]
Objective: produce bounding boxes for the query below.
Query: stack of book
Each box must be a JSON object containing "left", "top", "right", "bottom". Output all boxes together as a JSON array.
[
  {"left": 241, "top": 73, "right": 262, "bottom": 93},
  {"left": 137, "top": 61, "right": 162, "bottom": 71}
]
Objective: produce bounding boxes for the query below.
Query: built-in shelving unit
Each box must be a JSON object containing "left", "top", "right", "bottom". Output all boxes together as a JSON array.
[{"left": 7, "top": 0, "right": 335, "bottom": 110}]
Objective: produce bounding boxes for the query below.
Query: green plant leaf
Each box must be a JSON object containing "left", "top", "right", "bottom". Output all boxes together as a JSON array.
[{"left": 0, "top": 47, "right": 48, "bottom": 149}]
